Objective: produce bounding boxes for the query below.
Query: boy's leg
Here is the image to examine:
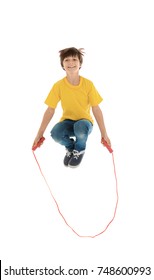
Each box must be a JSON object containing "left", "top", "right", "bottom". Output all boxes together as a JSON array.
[
  {"left": 68, "top": 119, "right": 93, "bottom": 167},
  {"left": 50, "top": 120, "right": 75, "bottom": 151},
  {"left": 73, "top": 119, "right": 93, "bottom": 151}
]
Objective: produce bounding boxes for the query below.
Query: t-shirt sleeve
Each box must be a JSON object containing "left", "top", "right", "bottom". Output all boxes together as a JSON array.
[
  {"left": 89, "top": 83, "right": 103, "bottom": 106},
  {"left": 44, "top": 83, "right": 60, "bottom": 108}
]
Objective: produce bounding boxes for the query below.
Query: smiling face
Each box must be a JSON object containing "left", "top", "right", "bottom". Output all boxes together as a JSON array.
[
  {"left": 62, "top": 56, "right": 81, "bottom": 74},
  {"left": 59, "top": 47, "right": 84, "bottom": 72}
]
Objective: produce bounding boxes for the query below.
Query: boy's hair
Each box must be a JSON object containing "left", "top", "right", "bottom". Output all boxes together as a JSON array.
[{"left": 59, "top": 47, "right": 84, "bottom": 69}]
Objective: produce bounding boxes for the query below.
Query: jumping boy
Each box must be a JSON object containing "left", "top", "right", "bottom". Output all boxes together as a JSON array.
[{"left": 32, "top": 47, "right": 111, "bottom": 167}]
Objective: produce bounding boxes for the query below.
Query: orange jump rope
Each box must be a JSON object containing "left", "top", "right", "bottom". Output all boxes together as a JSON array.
[{"left": 32, "top": 137, "right": 118, "bottom": 238}]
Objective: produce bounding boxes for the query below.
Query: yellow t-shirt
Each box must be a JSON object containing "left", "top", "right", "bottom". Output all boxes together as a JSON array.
[{"left": 45, "top": 76, "right": 103, "bottom": 124}]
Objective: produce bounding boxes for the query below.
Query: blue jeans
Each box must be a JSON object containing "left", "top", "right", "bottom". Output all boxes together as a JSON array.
[{"left": 51, "top": 119, "right": 93, "bottom": 152}]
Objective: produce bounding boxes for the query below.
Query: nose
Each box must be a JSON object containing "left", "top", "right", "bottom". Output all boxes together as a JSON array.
[{"left": 69, "top": 59, "right": 74, "bottom": 65}]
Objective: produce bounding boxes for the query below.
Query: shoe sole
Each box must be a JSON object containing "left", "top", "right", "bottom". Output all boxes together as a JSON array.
[{"left": 68, "top": 163, "right": 81, "bottom": 168}]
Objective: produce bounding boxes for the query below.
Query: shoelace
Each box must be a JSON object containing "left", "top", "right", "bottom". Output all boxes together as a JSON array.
[
  {"left": 72, "top": 150, "right": 80, "bottom": 159},
  {"left": 73, "top": 150, "right": 84, "bottom": 159},
  {"left": 66, "top": 150, "right": 72, "bottom": 157}
]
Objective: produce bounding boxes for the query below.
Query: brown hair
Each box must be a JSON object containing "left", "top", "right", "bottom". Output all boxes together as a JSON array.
[{"left": 59, "top": 47, "right": 84, "bottom": 69}]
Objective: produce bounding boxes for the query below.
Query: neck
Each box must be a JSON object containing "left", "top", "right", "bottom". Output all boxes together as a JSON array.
[{"left": 66, "top": 74, "right": 80, "bottom": 86}]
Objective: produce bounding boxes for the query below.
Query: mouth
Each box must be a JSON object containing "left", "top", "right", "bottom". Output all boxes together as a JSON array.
[{"left": 68, "top": 66, "right": 76, "bottom": 69}]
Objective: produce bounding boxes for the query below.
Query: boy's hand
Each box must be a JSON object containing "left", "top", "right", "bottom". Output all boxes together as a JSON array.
[
  {"left": 101, "top": 135, "right": 111, "bottom": 146},
  {"left": 32, "top": 135, "right": 45, "bottom": 150},
  {"left": 101, "top": 136, "right": 113, "bottom": 153}
]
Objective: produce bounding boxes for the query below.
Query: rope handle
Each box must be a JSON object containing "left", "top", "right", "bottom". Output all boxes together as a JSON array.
[
  {"left": 101, "top": 137, "right": 113, "bottom": 153},
  {"left": 32, "top": 137, "right": 45, "bottom": 151}
]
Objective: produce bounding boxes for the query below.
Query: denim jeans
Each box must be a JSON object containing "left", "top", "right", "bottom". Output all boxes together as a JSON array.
[{"left": 51, "top": 119, "right": 93, "bottom": 152}]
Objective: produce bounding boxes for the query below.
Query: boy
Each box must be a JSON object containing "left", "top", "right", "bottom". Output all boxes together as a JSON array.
[{"left": 32, "top": 47, "right": 111, "bottom": 167}]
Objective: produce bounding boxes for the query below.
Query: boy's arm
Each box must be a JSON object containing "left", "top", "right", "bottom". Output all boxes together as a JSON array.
[
  {"left": 92, "top": 105, "right": 111, "bottom": 146},
  {"left": 32, "top": 107, "right": 55, "bottom": 148}
]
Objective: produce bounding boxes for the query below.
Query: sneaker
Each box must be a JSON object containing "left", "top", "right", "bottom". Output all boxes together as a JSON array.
[
  {"left": 68, "top": 150, "right": 85, "bottom": 168},
  {"left": 63, "top": 150, "right": 73, "bottom": 166}
]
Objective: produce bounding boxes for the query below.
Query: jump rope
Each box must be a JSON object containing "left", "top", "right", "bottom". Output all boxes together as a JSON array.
[{"left": 32, "top": 137, "right": 118, "bottom": 238}]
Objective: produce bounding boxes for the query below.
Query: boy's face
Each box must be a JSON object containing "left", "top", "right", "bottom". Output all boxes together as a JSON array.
[{"left": 62, "top": 55, "right": 81, "bottom": 73}]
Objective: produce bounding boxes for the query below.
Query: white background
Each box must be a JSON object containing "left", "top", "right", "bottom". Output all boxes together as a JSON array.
[{"left": 0, "top": 0, "right": 154, "bottom": 279}]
